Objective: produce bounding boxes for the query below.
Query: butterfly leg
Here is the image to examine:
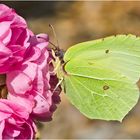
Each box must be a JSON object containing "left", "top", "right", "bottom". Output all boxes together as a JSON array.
[{"left": 52, "top": 77, "right": 64, "bottom": 93}]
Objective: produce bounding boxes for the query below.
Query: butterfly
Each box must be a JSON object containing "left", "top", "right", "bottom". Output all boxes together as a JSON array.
[{"left": 50, "top": 28, "right": 140, "bottom": 122}]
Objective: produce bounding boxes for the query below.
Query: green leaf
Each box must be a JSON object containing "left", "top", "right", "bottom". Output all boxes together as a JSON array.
[{"left": 63, "top": 35, "right": 140, "bottom": 121}]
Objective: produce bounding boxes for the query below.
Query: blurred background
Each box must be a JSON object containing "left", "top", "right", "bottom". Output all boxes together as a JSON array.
[{"left": 2, "top": 1, "right": 140, "bottom": 139}]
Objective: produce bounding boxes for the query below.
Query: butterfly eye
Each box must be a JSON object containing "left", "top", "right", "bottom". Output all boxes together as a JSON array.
[{"left": 55, "top": 49, "right": 64, "bottom": 63}]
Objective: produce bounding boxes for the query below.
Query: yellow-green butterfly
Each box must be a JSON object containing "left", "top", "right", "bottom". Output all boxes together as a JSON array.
[{"left": 53, "top": 34, "right": 140, "bottom": 122}]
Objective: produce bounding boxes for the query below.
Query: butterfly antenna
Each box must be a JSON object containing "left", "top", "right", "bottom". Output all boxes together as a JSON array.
[{"left": 49, "top": 24, "right": 59, "bottom": 50}]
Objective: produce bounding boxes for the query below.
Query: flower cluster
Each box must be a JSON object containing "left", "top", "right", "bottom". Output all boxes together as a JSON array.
[{"left": 0, "top": 4, "right": 61, "bottom": 139}]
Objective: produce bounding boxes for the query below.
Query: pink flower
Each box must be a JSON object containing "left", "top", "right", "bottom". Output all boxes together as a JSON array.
[
  {"left": 7, "top": 34, "right": 61, "bottom": 121},
  {"left": 0, "top": 99, "right": 36, "bottom": 139},
  {"left": 0, "top": 4, "right": 30, "bottom": 74}
]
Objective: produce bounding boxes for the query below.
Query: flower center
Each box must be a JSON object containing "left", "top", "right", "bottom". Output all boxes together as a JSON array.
[{"left": 0, "top": 74, "right": 8, "bottom": 99}]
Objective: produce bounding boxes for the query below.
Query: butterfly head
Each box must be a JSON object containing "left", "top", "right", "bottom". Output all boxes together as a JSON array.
[{"left": 54, "top": 48, "right": 65, "bottom": 64}]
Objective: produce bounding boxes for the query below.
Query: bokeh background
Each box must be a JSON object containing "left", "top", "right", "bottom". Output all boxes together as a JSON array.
[{"left": 2, "top": 1, "right": 140, "bottom": 139}]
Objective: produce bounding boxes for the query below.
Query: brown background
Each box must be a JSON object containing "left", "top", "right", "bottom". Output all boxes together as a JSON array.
[{"left": 2, "top": 1, "right": 140, "bottom": 139}]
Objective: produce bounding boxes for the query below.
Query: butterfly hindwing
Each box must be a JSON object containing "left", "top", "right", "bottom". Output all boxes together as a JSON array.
[{"left": 63, "top": 35, "right": 140, "bottom": 121}]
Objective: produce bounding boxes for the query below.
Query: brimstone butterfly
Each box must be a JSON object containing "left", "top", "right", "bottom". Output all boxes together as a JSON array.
[{"left": 53, "top": 34, "right": 140, "bottom": 122}]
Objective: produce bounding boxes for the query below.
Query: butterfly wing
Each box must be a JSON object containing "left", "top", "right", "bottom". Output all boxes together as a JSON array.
[{"left": 63, "top": 35, "right": 140, "bottom": 121}]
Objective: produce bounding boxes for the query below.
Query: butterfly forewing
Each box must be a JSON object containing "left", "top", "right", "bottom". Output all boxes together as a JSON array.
[{"left": 63, "top": 35, "right": 140, "bottom": 121}]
